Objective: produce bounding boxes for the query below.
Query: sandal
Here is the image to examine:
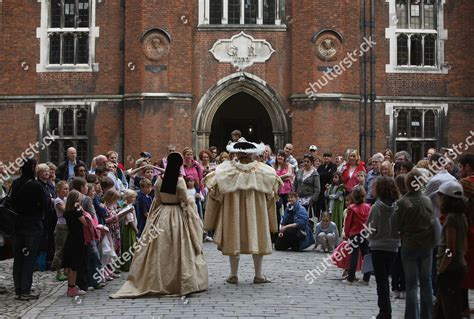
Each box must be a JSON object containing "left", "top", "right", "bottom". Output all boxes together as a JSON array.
[
  {"left": 226, "top": 276, "right": 238, "bottom": 284},
  {"left": 253, "top": 276, "right": 272, "bottom": 284}
]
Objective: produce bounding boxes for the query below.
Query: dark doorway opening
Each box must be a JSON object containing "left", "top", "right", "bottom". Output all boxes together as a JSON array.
[{"left": 209, "top": 92, "right": 274, "bottom": 152}]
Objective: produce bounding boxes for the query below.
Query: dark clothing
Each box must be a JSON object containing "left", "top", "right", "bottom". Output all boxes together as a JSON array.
[
  {"left": 136, "top": 191, "right": 153, "bottom": 236},
  {"left": 11, "top": 179, "right": 47, "bottom": 219},
  {"left": 275, "top": 228, "right": 301, "bottom": 251},
  {"left": 38, "top": 180, "right": 57, "bottom": 266},
  {"left": 56, "top": 159, "right": 86, "bottom": 181},
  {"left": 62, "top": 209, "right": 86, "bottom": 271},
  {"left": 93, "top": 195, "right": 107, "bottom": 225},
  {"left": 279, "top": 202, "right": 315, "bottom": 250},
  {"left": 348, "top": 234, "right": 370, "bottom": 282},
  {"left": 391, "top": 248, "right": 405, "bottom": 292},
  {"left": 434, "top": 267, "right": 467, "bottom": 319},
  {"left": 12, "top": 217, "right": 43, "bottom": 295},
  {"left": 372, "top": 250, "right": 396, "bottom": 319},
  {"left": 316, "top": 162, "right": 337, "bottom": 216}
]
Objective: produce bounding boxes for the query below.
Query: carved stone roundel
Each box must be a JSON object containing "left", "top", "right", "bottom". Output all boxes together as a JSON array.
[
  {"left": 142, "top": 32, "right": 170, "bottom": 61},
  {"left": 314, "top": 33, "right": 340, "bottom": 62}
]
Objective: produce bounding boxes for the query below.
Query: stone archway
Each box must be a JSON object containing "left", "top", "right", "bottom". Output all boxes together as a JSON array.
[{"left": 193, "top": 72, "right": 289, "bottom": 152}]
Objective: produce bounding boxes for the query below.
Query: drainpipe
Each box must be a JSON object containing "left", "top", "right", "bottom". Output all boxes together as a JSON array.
[
  {"left": 120, "top": 0, "right": 126, "bottom": 164},
  {"left": 369, "top": 0, "right": 376, "bottom": 157},
  {"left": 359, "top": 0, "right": 368, "bottom": 160}
]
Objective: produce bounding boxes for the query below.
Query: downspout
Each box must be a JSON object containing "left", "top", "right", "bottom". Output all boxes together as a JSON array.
[
  {"left": 120, "top": 0, "right": 126, "bottom": 164},
  {"left": 369, "top": 0, "right": 376, "bottom": 156},
  {"left": 359, "top": 0, "right": 368, "bottom": 160}
]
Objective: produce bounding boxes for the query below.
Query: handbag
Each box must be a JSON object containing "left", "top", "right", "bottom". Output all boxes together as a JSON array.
[
  {"left": 362, "top": 253, "right": 374, "bottom": 274},
  {"left": 0, "top": 187, "right": 18, "bottom": 236}
]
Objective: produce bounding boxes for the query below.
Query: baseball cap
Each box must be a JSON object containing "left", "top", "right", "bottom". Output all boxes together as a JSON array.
[
  {"left": 309, "top": 145, "right": 318, "bottom": 151},
  {"left": 140, "top": 151, "right": 152, "bottom": 158},
  {"left": 438, "top": 181, "right": 466, "bottom": 200}
]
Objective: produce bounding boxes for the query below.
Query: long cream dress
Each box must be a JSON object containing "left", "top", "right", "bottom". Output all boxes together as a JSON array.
[
  {"left": 110, "top": 177, "right": 208, "bottom": 298},
  {"left": 203, "top": 160, "right": 282, "bottom": 256}
]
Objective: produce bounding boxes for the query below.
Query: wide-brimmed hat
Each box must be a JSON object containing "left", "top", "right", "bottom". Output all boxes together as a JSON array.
[{"left": 226, "top": 138, "right": 265, "bottom": 154}]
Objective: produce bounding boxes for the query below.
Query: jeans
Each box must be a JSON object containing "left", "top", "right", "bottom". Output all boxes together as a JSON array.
[
  {"left": 391, "top": 248, "right": 405, "bottom": 292},
  {"left": 275, "top": 228, "right": 301, "bottom": 251},
  {"left": 433, "top": 265, "right": 467, "bottom": 319},
  {"left": 88, "top": 240, "right": 102, "bottom": 287},
  {"left": 348, "top": 234, "right": 370, "bottom": 282},
  {"left": 372, "top": 250, "right": 396, "bottom": 319},
  {"left": 13, "top": 217, "right": 43, "bottom": 295},
  {"left": 401, "top": 247, "right": 433, "bottom": 319}
]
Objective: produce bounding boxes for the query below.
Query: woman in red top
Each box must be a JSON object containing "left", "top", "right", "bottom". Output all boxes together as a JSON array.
[{"left": 341, "top": 149, "right": 366, "bottom": 192}]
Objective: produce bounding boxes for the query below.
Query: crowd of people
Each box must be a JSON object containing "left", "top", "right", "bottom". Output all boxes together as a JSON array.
[{"left": 0, "top": 133, "right": 473, "bottom": 319}]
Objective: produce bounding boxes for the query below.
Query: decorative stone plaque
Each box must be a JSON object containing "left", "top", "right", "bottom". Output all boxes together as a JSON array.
[
  {"left": 142, "top": 32, "right": 170, "bottom": 61},
  {"left": 209, "top": 32, "right": 275, "bottom": 70},
  {"left": 314, "top": 33, "right": 341, "bottom": 62}
]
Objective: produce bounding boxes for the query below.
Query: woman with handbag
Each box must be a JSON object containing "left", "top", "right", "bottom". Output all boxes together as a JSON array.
[
  {"left": 293, "top": 154, "right": 321, "bottom": 222},
  {"left": 367, "top": 177, "right": 400, "bottom": 319}
]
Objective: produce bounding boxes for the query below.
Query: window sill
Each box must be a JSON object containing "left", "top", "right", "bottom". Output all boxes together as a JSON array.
[
  {"left": 197, "top": 24, "right": 287, "bottom": 31},
  {"left": 385, "top": 64, "right": 448, "bottom": 74},
  {"left": 36, "top": 63, "right": 99, "bottom": 73}
]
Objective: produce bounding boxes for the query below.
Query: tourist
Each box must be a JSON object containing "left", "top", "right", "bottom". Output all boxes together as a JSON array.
[
  {"left": 293, "top": 153, "right": 321, "bottom": 221},
  {"left": 57, "top": 147, "right": 86, "bottom": 181},
  {"left": 316, "top": 151, "right": 338, "bottom": 217},
  {"left": 315, "top": 212, "right": 339, "bottom": 252},
  {"left": 273, "top": 149, "right": 294, "bottom": 227},
  {"left": 136, "top": 178, "right": 153, "bottom": 237},
  {"left": 341, "top": 149, "right": 366, "bottom": 192},
  {"left": 120, "top": 190, "right": 138, "bottom": 272},
  {"left": 324, "top": 172, "right": 345, "bottom": 234},
  {"left": 51, "top": 181, "right": 69, "bottom": 281}
]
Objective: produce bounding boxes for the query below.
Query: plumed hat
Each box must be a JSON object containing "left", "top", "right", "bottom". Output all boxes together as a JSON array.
[{"left": 226, "top": 137, "right": 265, "bottom": 155}]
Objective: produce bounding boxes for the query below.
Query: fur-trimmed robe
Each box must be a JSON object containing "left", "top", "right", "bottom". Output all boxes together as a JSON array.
[{"left": 203, "top": 160, "right": 283, "bottom": 256}]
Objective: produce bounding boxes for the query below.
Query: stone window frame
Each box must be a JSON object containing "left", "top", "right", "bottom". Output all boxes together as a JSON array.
[
  {"left": 199, "top": 0, "right": 283, "bottom": 26},
  {"left": 36, "top": 0, "right": 99, "bottom": 72},
  {"left": 36, "top": 101, "right": 95, "bottom": 164},
  {"left": 385, "top": 0, "right": 448, "bottom": 74},
  {"left": 385, "top": 102, "right": 447, "bottom": 162}
]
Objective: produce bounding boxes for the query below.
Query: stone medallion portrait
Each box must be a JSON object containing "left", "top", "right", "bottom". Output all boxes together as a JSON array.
[
  {"left": 142, "top": 31, "right": 170, "bottom": 61},
  {"left": 313, "top": 32, "right": 342, "bottom": 62}
]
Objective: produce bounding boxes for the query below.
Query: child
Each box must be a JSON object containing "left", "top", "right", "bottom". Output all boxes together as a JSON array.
[
  {"left": 52, "top": 181, "right": 69, "bottom": 281},
  {"left": 357, "top": 171, "right": 366, "bottom": 187},
  {"left": 62, "top": 190, "right": 88, "bottom": 297},
  {"left": 367, "top": 176, "right": 400, "bottom": 318},
  {"left": 136, "top": 178, "right": 154, "bottom": 237},
  {"left": 185, "top": 175, "right": 204, "bottom": 218},
  {"left": 315, "top": 212, "right": 339, "bottom": 252},
  {"left": 434, "top": 181, "right": 469, "bottom": 318},
  {"left": 103, "top": 189, "right": 122, "bottom": 258},
  {"left": 331, "top": 195, "right": 362, "bottom": 278},
  {"left": 133, "top": 165, "right": 156, "bottom": 191},
  {"left": 342, "top": 186, "right": 371, "bottom": 284},
  {"left": 324, "top": 172, "right": 345, "bottom": 234},
  {"left": 120, "top": 190, "right": 139, "bottom": 271}
]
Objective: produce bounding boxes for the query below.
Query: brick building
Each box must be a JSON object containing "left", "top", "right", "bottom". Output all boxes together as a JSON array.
[{"left": 0, "top": 0, "right": 473, "bottom": 167}]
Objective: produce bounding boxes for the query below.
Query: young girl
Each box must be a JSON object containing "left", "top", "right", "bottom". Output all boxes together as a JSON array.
[
  {"left": 52, "top": 181, "right": 69, "bottom": 281},
  {"left": 62, "top": 190, "right": 88, "bottom": 297},
  {"left": 324, "top": 172, "right": 345, "bottom": 234},
  {"left": 357, "top": 171, "right": 366, "bottom": 187},
  {"left": 185, "top": 175, "right": 204, "bottom": 219},
  {"left": 434, "top": 181, "right": 469, "bottom": 318},
  {"left": 103, "top": 189, "right": 122, "bottom": 258},
  {"left": 331, "top": 195, "right": 362, "bottom": 278},
  {"left": 342, "top": 186, "right": 371, "bottom": 284},
  {"left": 315, "top": 212, "right": 339, "bottom": 252},
  {"left": 120, "top": 190, "right": 139, "bottom": 271}
]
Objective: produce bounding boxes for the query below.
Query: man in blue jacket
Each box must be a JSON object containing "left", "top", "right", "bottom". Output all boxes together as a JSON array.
[{"left": 275, "top": 192, "right": 315, "bottom": 251}]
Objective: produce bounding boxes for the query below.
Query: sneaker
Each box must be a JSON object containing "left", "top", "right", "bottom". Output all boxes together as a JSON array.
[
  {"left": 342, "top": 279, "right": 354, "bottom": 285},
  {"left": 87, "top": 287, "right": 94, "bottom": 292},
  {"left": 94, "top": 283, "right": 106, "bottom": 289},
  {"left": 358, "top": 279, "right": 369, "bottom": 286},
  {"left": 18, "top": 293, "right": 40, "bottom": 301},
  {"left": 204, "top": 236, "right": 214, "bottom": 242},
  {"left": 67, "top": 286, "right": 86, "bottom": 297}
]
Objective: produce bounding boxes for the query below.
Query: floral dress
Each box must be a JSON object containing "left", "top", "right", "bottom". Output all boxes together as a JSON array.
[{"left": 105, "top": 205, "right": 121, "bottom": 256}]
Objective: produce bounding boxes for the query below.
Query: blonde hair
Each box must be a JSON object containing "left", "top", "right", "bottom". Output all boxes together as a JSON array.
[
  {"left": 381, "top": 160, "right": 394, "bottom": 177},
  {"left": 36, "top": 163, "right": 50, "bottom": 174},
  {"left": 103, "top": 189, "right": 121, "bottom": 204},
  {"left": 122, "top": 189, "right": 138, "bottom": 201}
]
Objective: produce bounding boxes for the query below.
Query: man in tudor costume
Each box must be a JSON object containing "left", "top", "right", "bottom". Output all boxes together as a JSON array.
[{"left": 204, "top": 138, "right": 282, "bottom": 284}]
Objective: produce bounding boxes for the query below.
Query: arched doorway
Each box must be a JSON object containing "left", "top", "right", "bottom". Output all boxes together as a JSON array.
[
  {"left": 209, "top": 92, "right": 273, "bottom": 150},
  {"left": 193, "top": 72, "right": 289, "bottom": 153}
]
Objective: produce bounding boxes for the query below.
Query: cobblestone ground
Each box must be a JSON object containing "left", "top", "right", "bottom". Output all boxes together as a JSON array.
[{"left": 1, "top": 243, "right": 473, "bottom": 318}]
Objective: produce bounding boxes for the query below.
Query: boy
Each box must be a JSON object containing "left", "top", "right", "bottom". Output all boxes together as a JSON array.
[{"left": 136, "top": 178, "right": 154, "bottom": 237}]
